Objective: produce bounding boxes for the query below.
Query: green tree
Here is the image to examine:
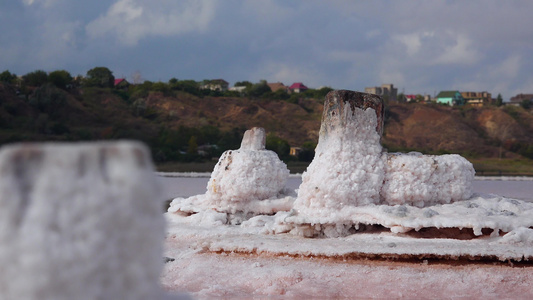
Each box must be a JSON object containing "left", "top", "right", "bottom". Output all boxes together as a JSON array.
[
  {"left": 298, "top": 141, "right": 316, "bottom": 162},
  {"left": 272, "top": 88, "right": 290, "bottom": 100},
  {"left": 151, "top": 81, "right": 170, "bottom": 94},
  {"left": 247, "top": 80, "right": 271, "bottom": 98},
  {"left": 23, "top": 70, "right": 48, "bottom": 87},
  {"left": 170, "top": 80, "right": 201, "bottom": 96},
  {"left": 311, "top": 87, "right": 334, "bottom": 99},
  {"left": 0, "top": 70, "right": 17, "bottom": 84},
  {"left": 234, "top": 81, "right": 253, "bottom": 88},
  {"left": 48, "top": 70, "right": 73, "bottom": 89},
  {"left": 84, "top": 67, "right": 115, "bottom": 88},
  {"left": 496, "top": 94, "right": 503, "bottom": 107},
  {"left": 520, "top": 99, "right": 531, "bottom": 110},
  {"left": 266, "top": 133, "right": 290, "bottom": 159},
  {"left": 187, "top": 136, "right": 198, "bottom": 154},
  {"left": 28, "top": 83, "right": 66, "bottom": 119},
  {"left": 397, "top": 93, "right": 406, "bottom": 103},
  {"left": 217, "top": 127, "right": 245, "bottom": 151}
]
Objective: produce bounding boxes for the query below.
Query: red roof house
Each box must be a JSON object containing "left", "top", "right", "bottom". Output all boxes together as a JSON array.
[
  {"left": 289, "top": 82, "right": 309, "bottom": 93},
  {"left": 405, "top": 94, "right": 417, "bottom": 102},
  {"left": 114, "top": 78, "right": 130, "bottom": 89}
]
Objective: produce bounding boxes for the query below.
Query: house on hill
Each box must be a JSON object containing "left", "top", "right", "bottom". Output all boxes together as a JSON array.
[
  {"left": 229, "top": 86, "right": 246, "bottom": 93},
  {"left": 365, "top": 84, "right": 397, "bottom": 102},
  {"left": 289, "top": 82, "right": 308, "bottom": 93},
  {"left": 509, "top": 93, "right": 533, "bottom": 106},
  {"left": 461, "top": 91, "right": 492, "bottom": 107},
  {"left": 201, "top": 79, "right": 229, "bottom": 92},
  {"left": 114, "top": 78, "right": 129, "bottom": 90},
  {"left": 436, "top": 91, "right": 465, "bottom": 106},
  {"left": 268, "top": 82, "right": 287, "bottom": 93},
  {"left": 405, "top": 94, "right": 417, "bottom": 102}
]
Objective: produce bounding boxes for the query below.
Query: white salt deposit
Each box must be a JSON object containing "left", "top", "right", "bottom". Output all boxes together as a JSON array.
[
  {"left": 165, "top": 192, "right": 533, "bottom": 260},
  {"left": 295, "top": 101, "right": 385, "bottom": 215},
  {"left": 168, "top": 127, "right": 292, "bottom": 215},
  {"left": 159, "top": 90, "right": 533, "bottom": 298},
  {"left": 294, "top": 90, "right": 476, "bottom": 226},
  {"left": 381, "top": 152, "right": 475, "bottom": 207},
  {"left": 0, "top": 141, "right": 167, "bottom": 300}
]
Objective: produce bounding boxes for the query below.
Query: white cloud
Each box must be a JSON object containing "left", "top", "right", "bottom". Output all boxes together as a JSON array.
[
  {"left": 393, "top": 33, "right": 421, "bottom": 56},
  {"left": 498, "top": 55, "right": 521, "bottom": 79},
  {"left": 434, "top": 33, "right": 481, "bottom": 65},
  {"left": 393, "top": 31, "right": 434, "bottom": 56},
  {"left": 453, "top": 54, "right": 523, "bottom": 100},
  {"left": 86, "top": 0, "right": 217, "bottom": 46}
]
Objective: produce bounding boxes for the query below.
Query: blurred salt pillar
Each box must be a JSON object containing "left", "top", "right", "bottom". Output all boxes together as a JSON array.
[
  {"left": 0, "top": 141, "right": 165, "bottom": 300},
  {"left": 294, "top": 90, "right": 386, "bottom": 217}
]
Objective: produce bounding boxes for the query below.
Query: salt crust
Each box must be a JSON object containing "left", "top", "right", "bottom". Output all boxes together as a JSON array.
[
  {"left": 165, "top": 194, "right": 533, "bottom": 261},
  {"left": 0, "top": 141, "right": 171, "bottom": 300},
  {"left": 168, "top": 192, "right": 533, "bottom": 247}
]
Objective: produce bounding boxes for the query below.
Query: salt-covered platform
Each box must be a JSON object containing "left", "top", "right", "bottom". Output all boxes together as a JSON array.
[
  {"left": 166, "top": 206, "right": 533, "bottom": 262},
  {"left": 167, "top": 90, "right": 533, "bottom": 263}
]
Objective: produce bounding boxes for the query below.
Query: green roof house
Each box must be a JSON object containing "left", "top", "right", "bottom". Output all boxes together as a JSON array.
[{"left": 436, "top": 91, "right": 465, "bottom": 106}]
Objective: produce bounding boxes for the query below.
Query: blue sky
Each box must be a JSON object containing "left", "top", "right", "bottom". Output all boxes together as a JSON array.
[{"left": 1, "top": 0, "right": 533, "bottom": 100}]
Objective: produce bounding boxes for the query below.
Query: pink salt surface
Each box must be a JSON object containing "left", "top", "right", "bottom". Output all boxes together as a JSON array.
[
  {"left": 161, "top": 235, "right": 533, "bottom": 299},
  {"left": 161, "top": 211, "right": 533, "bottom": 299},
  {"left": 159, "top": 176, "right": 533, "bottom": 298}
]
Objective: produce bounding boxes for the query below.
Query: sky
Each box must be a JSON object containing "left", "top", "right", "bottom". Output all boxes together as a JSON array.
[{"left": 1, "top": 0, "right": 533, "bottom": 100}]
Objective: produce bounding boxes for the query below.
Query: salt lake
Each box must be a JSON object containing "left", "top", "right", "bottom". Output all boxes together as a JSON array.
[{"left": 157, "top": 174, "right": 533, "bottom": 202}]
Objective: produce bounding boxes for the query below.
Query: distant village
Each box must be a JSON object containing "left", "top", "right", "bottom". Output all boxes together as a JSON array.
[
  {"left": 2, "top": 67, "right": 532, "bottom": 108},
  {"left": 193, "top": 78, "right": 532, "bottom": 108}
]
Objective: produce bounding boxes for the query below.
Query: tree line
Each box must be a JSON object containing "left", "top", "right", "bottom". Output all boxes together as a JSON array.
[{"left": 0, "top": 67, "right": 318, "bottom": 163}]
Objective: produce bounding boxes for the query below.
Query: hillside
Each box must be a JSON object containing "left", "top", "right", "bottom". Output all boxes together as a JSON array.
[
  {"left": 1, "top": 83, "right": 532, "bottom": 163},
  {"left": 383, "top": 103, "right": 533, "bottom": 159}
]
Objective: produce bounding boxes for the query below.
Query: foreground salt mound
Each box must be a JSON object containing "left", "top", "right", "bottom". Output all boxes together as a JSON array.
[
  {"left": 168, "top": 127, "right": 292, "bottom": 217},
  {"left": 0, "top": 142, "right": 167, "bottom": 300}
]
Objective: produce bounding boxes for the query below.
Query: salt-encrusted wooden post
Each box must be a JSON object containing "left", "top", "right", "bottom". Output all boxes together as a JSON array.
[
  {"left": 0, "top": 141, "right": 165, "bottom": 300},
  {"left": 294, "top": 90, "right": 386, "bottom": 219}
]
